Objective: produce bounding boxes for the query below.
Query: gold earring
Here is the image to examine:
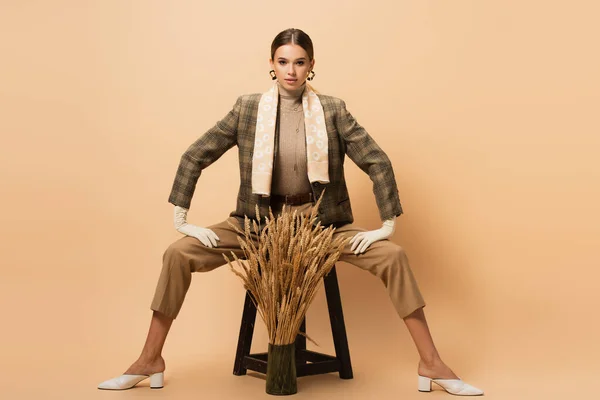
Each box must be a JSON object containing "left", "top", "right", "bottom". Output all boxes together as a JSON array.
[
  {"left": 307, "top": 70, "right": 315, "bottom": 81},
  {"left": 269, "top": 70, "right": 276, "bottom": 80}
]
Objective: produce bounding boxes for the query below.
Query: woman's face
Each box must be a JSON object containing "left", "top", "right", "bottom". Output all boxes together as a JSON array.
[{"left": 270, "top": 44, "right": 315, "bottom": 90}]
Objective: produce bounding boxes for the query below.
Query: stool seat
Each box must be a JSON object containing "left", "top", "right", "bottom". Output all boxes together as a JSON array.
[{"left": 233, "top": 265, "right": 353, "bottom": 379}]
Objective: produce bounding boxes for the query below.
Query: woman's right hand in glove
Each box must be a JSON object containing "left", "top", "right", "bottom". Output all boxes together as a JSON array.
[{"left": 173, "top": 205, "right": 220, "bottom": 248}]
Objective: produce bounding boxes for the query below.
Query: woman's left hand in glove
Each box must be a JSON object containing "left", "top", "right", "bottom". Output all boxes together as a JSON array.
[{"left": 349, "top": 217, "right": 397, "bottom": 255}]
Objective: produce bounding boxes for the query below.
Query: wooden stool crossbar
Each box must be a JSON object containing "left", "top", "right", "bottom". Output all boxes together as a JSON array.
[{"left": 233, "top": 265, "right": 353, "bottom": 379}]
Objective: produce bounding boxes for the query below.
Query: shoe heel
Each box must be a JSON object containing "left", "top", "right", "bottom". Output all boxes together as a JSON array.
[
  {"left": 150, "top": 372, "right": 164, "bottom": 389},
  {"left": 418, "top": 375, "right": 432, "bottom": 392}
]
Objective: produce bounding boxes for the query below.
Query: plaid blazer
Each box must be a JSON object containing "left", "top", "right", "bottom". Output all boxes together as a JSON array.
[{"left": 168, "top": 93, "right": 403, "bottom": 227}]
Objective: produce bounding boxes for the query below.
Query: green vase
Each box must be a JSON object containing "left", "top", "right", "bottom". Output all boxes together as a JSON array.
[{"left": 265, "top": 342, "right": 297, "bottom": 395}]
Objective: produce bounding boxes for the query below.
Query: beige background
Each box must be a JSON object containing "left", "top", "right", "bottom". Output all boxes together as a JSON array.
[{"left": 1, "top": 1, "right": 599, "bottom": 399}]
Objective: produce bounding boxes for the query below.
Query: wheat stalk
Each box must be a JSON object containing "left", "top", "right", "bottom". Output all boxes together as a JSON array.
[{"left": 223, "top": 192, "right": 350, "bottom": 346}]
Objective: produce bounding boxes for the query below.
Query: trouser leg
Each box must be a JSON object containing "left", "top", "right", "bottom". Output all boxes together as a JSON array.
[
  {"left": 150, "top": 216, "right": 247, "bottom": 319},
  {"left": 334, "top": 223, "right": 427, "bottom": 319},
  {"left": 272, "top": 201, "right": 426, "bottom": 318}
]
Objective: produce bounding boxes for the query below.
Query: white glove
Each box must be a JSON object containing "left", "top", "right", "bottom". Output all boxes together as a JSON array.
[
  {"left": 349, "top": 216, "right": 396, "bottom": 254},
  {"left": 174, "top": 206, "right": 220, "bottom": 248}
]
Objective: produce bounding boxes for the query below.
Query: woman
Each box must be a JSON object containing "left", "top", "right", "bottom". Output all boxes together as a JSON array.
[{"left": 98, "top": 28, "right": 484, "bottom": 396}]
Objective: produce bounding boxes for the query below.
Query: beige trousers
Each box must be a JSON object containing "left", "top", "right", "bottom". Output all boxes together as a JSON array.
[{"left": 150, "top": 202, "right": 426, "bottom": 320}]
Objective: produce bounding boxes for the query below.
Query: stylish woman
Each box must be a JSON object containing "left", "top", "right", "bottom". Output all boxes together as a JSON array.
[{"left": 98, "top": 28, "right": 484, "bottom": 396}]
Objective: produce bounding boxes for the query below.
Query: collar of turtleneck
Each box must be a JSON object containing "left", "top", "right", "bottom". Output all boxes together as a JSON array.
[{"left": 277, "top": 81, "right": 306, "bottom": 103}]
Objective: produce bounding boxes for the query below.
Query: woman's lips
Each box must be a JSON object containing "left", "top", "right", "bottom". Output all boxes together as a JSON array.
[{"left": 285, "top": 79, "right": 297, "bottom": 83}]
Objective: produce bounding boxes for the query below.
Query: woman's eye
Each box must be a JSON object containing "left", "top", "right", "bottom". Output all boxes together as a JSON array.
[
  {"left": 279, "top": 61, "right": 286, "bottom": 65},
  {"left": 297, "top": 61, "right": 304, "bottom": 65}
]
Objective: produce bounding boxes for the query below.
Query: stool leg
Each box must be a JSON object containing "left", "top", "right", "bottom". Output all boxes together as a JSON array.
[
  {"left": 324, "top": 265, "right": 353, "bottom": 379},
  {"left": 233, "top": 290, "right": 257, "bottom": 375},
  {"left": 295, "top": 317, "right": 307, "bottom": 365}
]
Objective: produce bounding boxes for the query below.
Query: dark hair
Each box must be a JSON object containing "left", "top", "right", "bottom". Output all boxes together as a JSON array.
[{"left": 270, "top": 28, "right": 314, "bottom": 61}]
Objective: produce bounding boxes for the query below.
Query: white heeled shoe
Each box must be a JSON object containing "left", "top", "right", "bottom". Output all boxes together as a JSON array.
[
  {"left": 418, "top": 374, "right": 483, "bottom": 396},
  {"left": 97, "top": 372, "right": 164, "bottom": 390}
]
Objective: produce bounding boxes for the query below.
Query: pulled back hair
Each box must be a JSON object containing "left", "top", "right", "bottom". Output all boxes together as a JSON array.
[{"left": 270, "top": 28, "right": 314, "bottom": 61}]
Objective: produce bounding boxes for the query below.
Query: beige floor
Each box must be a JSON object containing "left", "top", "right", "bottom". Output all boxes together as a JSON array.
[
  {"left": 4, "top": 262, "right": 592, "bottom": 400},
  {"left": 8, "top": 339, "right": 591, "bottom": 400}
]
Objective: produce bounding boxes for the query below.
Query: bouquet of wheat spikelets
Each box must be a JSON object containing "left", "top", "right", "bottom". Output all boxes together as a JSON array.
[{"left": 223, "top": 194, "right": 351, "bottom": 346}]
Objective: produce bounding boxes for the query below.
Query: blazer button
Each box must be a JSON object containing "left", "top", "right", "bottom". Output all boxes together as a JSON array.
[{"left": 312, "top": 182, "right": 320, "bottom": 188}]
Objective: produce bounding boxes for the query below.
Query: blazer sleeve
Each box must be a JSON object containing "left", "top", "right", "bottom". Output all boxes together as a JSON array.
[
  {"left": 168, "top": 96, "right": 241, "bottom": 209},
  {"left": 335, "top": 99, "right": 404, "bottom": 220}
]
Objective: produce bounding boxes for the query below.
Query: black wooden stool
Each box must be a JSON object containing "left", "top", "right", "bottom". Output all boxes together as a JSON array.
[{"left": 232, "top": 265, "right": 353, "bottom": 379}]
